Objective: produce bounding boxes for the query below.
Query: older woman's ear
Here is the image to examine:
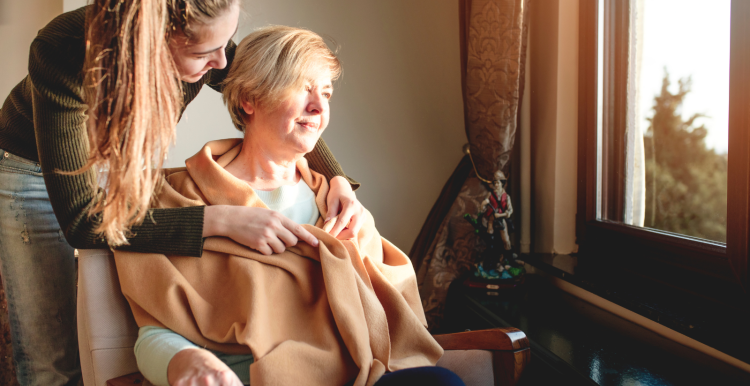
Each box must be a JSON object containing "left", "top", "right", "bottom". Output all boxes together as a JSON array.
[{"left": 241, "top": 100, "right": 255, "bottom": 115}]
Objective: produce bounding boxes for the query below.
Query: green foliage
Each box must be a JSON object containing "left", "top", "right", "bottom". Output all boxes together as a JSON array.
[{"left": 643, "top": 71, "right": 727, "bottom": 242}]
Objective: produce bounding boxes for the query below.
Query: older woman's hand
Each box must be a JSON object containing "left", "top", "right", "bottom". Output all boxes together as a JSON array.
[
  {"left": 326, "top": 176, "right": 365, "bottom": 240},
  {"left": 168, "top": 348, "right": 243, "bottom": 386},
  {"left": 203, "top": 206, "right": 319, "bottom": 255}
]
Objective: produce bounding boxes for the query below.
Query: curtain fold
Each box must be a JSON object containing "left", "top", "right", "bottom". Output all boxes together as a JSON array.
[
  {"left": 409, "top": 155, "right": 473, "bottom": 265},
  {"left": 415, "top": 0, "right": 529, "bottom": 331}
]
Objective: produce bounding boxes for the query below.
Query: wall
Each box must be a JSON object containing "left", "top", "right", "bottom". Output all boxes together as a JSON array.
[
  {"left": 2, "top": 0, "right": 584, "bottom": 255},
  {"left": 527, "top": 0, "right": 579, "bottom": 254},
  {"left": 4, "top": 0, "right": 466, "bottom": 252},
  {"left": 171, "top": 0, "right": 466, "bottom": 251},
  {"left": 0, "top": 0, "right": 62, "bottom": 99},
  {"left": 63, "top": 0, "right": 86, "bottom": 12}
]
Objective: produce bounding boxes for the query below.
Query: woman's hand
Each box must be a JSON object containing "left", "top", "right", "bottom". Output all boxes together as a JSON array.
[
  {"left": 167, "top": 348, "right": 243, "bottom": 386},
  {"left": 326, "top": 176, "right": 365, "bottom": 240},
  {"left": 203, "top": 206, "right": 318, "bottom": 255}
]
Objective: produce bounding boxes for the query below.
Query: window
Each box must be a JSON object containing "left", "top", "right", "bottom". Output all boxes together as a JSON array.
[{"left": 577, "top": 0, "right": 750, "bottom": 299}]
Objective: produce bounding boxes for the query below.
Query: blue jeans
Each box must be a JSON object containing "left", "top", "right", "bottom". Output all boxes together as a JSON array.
[{"left": 0, "top": 149, "right": 80, "bottom": 386}]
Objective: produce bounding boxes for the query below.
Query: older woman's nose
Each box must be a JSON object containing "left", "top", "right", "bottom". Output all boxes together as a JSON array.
[{"left": 307, "top": 93, "right": 328, "bottom": 114}]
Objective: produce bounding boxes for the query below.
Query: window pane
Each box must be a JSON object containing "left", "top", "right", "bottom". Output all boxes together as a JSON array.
[{"left": 610, "top": 0, "right": 730, "bottom": 243}]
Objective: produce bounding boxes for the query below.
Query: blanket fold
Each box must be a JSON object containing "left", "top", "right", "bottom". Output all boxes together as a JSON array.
[{"left": 114, "top": 139, "right": 442, "bottom": 386}]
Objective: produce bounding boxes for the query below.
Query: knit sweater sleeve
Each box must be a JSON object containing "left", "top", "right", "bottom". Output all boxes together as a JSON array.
[
  {"left": 204, "top": 40, "right": 360, "bottom": 190},
  {"left": 29, "top": 36, "right": 205, "bottom": 257},
  {"left": 306, "top": 138, "right": 360, "bottom": 190}
]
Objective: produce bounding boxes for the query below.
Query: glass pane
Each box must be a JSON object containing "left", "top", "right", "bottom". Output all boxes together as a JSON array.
[{"left": 627, "top": 0, "right": 730, "bottom": 242}]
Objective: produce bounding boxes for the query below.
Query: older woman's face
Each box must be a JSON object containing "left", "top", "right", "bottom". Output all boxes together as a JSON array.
[{"left": 243, "top": 68, "right": 333, "bottom": 155}]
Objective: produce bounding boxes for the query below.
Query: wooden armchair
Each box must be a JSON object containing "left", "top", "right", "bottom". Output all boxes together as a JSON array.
[
  {"left": 78, "top": 249, "right": 529, "bottom": 386},
  {"left": 434, "top": 328, "right": 530, "bottom": 386}
]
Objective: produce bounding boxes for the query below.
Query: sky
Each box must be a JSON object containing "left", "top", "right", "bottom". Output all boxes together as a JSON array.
[{"left": 637, "top": 0, "right": 731, "bottom": 154}]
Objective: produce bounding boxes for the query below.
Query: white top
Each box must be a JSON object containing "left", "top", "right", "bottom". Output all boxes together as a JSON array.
[{"left": 253, "top": 179, "right": 320, "bottom": 226}]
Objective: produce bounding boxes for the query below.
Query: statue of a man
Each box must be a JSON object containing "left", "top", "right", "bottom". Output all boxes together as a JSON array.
[{"left": 479, "top": 171, "right": 513, "bottom": 250}]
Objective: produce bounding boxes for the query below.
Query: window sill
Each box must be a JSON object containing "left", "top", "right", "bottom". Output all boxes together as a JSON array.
[
  {"left": 522, "top": 253, "right": 750, "bottom": 367},
  {"left": 442, "top": 272, "right": 750, "bottom": 385}
]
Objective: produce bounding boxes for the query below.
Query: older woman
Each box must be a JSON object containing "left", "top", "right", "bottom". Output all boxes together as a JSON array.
[{"left": 116, "top": 26, "right": 464, "bottom": 386}]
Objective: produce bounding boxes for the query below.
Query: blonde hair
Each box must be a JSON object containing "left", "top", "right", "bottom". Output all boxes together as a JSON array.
[
  {"left": 82, "top": 0, "right": 237, "bottom": 246},
  {"left": 223, "top": 25, "right": 342, "bottom": 132}
]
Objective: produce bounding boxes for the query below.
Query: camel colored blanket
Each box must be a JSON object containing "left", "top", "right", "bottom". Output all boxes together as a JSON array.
[{"left": 114, "top": 139, "right": 443, "bottom": 386}]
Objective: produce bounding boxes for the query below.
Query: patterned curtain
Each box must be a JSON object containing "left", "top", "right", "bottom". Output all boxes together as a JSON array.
[{"left": 414, "top": 0, "right": 529, "bottom": 331}]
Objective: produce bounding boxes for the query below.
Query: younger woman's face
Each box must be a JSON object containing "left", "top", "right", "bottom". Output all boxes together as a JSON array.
[{"left": 169, "top": 4, "right": 240, "bottom": 83}]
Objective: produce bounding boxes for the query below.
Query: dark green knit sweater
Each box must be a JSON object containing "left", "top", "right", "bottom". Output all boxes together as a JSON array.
[{"left": 0, "top": 6, "right": 355, "bottom": 257}]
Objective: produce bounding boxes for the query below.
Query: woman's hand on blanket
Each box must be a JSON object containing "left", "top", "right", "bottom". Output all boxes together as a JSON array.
[
  {"left": 204, "top": 205, "right": 319, "bottom": 254},
  {"left": 167, "top": 348, "right": 243, "bottom": 386},
  {"left": 326, "top": 176, "right": 365, "bottom": 240}
]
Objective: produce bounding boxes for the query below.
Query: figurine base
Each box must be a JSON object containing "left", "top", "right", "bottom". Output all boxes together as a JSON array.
[{"left": 461, "top": 275, "right": 525, "bottom": 291}]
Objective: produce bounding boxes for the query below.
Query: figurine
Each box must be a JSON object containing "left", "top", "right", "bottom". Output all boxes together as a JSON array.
[
  {"left": 464, "top": 171, "right": 524, "bottom": 281},
  {"left": 479, "top": 171, "right": 514, "bottom": 250}
]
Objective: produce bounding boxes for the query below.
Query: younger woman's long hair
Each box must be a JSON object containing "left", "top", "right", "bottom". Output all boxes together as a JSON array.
[{"left": 83, "top": 0, "right": 234, "bottom": 246}]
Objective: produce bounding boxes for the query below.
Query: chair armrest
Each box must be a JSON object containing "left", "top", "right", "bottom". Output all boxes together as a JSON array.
[
  {"left": 433, "top": 327, "right": 529, "bottom": 351},
  {"left": 109, "top": 329, "right": 532, "bottom": 386},
  {"left": 434, "top": 328, "right": 530, "bottom": 386}
]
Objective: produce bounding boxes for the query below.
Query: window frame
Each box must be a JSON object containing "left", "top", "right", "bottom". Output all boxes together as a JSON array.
[{"left": 576, "top": 0, "right": 750, "bottom": 301}]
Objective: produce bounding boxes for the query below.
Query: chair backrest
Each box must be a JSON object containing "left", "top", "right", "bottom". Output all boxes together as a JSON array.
[{"left": 77, "top": 249, "right": 140, "bottom": 386}]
